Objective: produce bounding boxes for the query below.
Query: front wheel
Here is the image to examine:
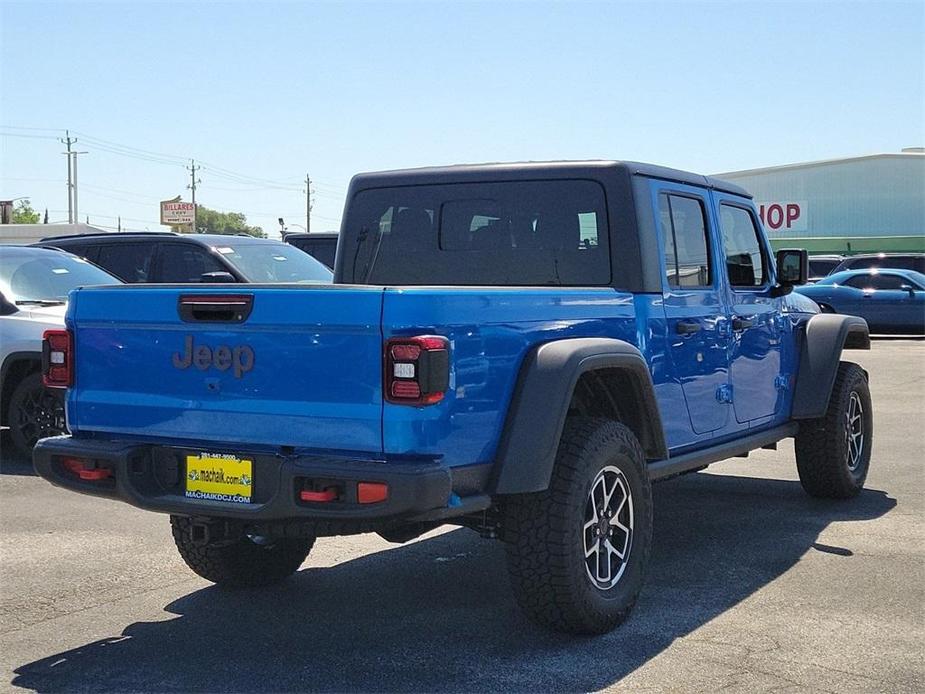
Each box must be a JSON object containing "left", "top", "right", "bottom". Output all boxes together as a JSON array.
[
  {"left": 501, "top": 418, "right": 653, "bottom": 635},
  {"left": 795, "top": 361, "right": 873, "bottom": 498},
  {"left": 170, "top": 516, "right": 315, "bottom": 588},
  {"left": 8, "top": 372, "right": 66, "bottom": 459}
]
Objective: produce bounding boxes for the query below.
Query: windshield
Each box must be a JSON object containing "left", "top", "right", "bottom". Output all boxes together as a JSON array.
[
  {"left": 214, "top": 243, "right": 333, "bottom": 283},
  {"left": 0, "top": 250, "right": 120, "bottom": 303}
]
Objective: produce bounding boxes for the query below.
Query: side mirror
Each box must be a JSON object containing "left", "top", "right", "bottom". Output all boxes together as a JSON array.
[
  {"left": 200, "top": 271, "right": 237, "bottom": 283},
  {"left": 0, "top": 292, "right": 17, "bottom": 316},
  {"left": 900, "top": 284, "right": 916, "bottom": 297},
  {"left": 776, "top": 249, "right": 808, "bottom": 286}
]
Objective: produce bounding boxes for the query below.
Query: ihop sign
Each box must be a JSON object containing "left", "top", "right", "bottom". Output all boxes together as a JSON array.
[{"left": 758, "top": 201, "right": 808, "bottom": 232}]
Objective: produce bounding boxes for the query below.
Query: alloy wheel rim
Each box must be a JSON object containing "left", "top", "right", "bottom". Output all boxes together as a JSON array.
[
  {"left": 845, "top": 391, "right": 864, "bottom": 471},
  {"left": 15, "top": 387, "right": 64, "bottom": 448},
  {"left": 583, "top": 465, "right": 634, "bottom": 590}
]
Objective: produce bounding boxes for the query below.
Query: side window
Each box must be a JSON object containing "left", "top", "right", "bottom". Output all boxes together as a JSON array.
[
  {"left": 843, "top": 276, "right": 868, "bottom": 289},
  {"left": 658, "top": 193, "right": 711, "bottom": 288},
  {"left": 719, "top": 205, "right": 766, "bottom": 287},
  {"left": 58, "top": 243, "right": 95, "bottom": 262},
  {"left": 845, "top": 274, "right": 905, "bottom": 290},
  {"left": 95, "top": 243, "right": 157, "bottom": 283},
  {"left": 158, "top": 244, "right": 226, "bottom": 282}
]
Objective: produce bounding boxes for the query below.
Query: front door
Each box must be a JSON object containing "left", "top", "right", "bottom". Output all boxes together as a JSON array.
[
  {"left": 714, "top": 197, "right": 784, "bottom": 424},
  {"left": 656, "top": 185, "right": 730, "bottom": 435}
]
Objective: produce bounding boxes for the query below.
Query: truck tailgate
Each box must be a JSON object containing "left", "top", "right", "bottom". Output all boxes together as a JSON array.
[{"left": 67, "top": 285, "right": 384, "bottom": 454}]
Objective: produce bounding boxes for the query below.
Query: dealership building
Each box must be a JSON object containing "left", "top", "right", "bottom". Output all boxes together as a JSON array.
[{"left": 716, "top": 148, "right": 924, "bottom": 254}]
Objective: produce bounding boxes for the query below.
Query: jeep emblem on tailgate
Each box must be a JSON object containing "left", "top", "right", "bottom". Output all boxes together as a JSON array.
[{"left": 172, "top": 335, "right": 255, "bottom": 378}]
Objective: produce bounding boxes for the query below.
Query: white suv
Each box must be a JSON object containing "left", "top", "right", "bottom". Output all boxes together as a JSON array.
[{"left": 0, "top": 246, "right": 120, "bottom": 458}]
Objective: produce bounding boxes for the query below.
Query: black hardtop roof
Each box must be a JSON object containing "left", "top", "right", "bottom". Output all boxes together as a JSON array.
[
  {"left": 284, "top": 232, "right": 339, "bottom": 240},
  {"left": 37, "top": 232, "right": 279, "bottom": 245},
  {"left": 348, "top": 160, "right": 751, "bottom": 198}
]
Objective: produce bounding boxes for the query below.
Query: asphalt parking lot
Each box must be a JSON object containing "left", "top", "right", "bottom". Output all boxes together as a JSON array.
[{"left": 1, "top": 339, "right": 922, "bottom": 693}]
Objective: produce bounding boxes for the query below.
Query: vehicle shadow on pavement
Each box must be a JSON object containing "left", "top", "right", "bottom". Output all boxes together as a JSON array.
[
  {"left": 0, "top": 445, "right": 36, "bottom": 476},
  {"left": 12, "top": 473, "right": 895, "bottom": 693}
]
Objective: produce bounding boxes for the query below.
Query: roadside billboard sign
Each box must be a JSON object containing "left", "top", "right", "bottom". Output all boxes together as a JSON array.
[{"left": 160, "top": 196, "right": 195, "bottom": 226}]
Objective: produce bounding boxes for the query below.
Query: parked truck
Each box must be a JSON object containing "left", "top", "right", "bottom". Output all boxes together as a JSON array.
[{"left": 35, "top": 161, "right": 872, "bottom": 634}]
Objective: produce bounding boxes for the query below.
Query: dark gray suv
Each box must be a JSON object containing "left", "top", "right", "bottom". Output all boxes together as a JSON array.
[{"left": 34, "top": 232, "right": 332, "bottom": 284}]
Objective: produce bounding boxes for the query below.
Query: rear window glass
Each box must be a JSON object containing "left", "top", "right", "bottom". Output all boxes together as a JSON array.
[{"left": 341, "top": 180, "right": 610, "bottom": 285}]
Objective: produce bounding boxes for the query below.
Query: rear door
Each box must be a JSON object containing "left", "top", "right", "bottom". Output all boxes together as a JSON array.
[
  {"left": 713, "top": 195, "right": 784, "bottom": 424},
  {"left": 654, "top": 183, "right": 731, "bottom": 435}
]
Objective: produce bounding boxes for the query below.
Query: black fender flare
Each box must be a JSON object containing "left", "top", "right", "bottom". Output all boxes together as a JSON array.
[
  {"left": 791, "top": 313, "right": 870, "bottom": 420},
  {"left": 489, "top": 338, "right": 667, "bottom": 495}
]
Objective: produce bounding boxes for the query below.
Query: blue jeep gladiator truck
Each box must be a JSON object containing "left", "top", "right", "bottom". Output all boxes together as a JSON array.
[{"left": 35, "top": 161, "right": 872, "bottom": 635}]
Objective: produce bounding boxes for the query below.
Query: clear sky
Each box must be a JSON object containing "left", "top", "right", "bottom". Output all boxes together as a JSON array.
[{"left": 1, "top": 1, "right": 922, "bottom": 237}]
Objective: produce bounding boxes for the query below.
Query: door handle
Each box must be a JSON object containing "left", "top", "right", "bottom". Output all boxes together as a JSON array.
[
  {"left": 732, "top": 316, "right": 754, "bottom": 331},
  {"left": 676, "top": 320, "right": 701, "bottom": 334}
]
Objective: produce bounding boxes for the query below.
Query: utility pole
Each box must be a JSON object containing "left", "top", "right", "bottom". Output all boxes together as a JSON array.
[
  {"left": 59, "top": 131, "right": 76, "bottom": 223},
  {"left": 187, "top": 159, "right": 201, "bottom": 233},
  {"left": 71, "top": 150, "right": 88, "bottom": 224},
  {"left": 304, "top": 173, "right": 312, "bottom": 233}
]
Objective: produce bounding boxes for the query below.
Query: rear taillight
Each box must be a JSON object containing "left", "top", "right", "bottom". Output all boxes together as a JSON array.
[
  {"left": 42, "top": 329, "right": 73, "bottom": 388},
  {"left": 384, "top": 335, "right": 449, "bottom": 405}
]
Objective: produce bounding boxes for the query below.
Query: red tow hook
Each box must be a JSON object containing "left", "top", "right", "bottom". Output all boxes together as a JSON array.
[
  {"left": 300, "top": 488, "right": 337, "bottom": 502},
  {"left": 78, "top": 468, "right": 112, "bottom": 481},
  {"left": 61, "top": 457, "right": 112, "bottom": 481}
]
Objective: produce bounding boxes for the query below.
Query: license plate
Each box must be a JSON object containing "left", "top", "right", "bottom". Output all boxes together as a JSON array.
[{"left": 185, "top": 453, "right": 253, "bottom": 504}]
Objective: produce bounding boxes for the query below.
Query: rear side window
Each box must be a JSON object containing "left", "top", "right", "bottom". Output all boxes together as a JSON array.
[
  {"left": 719, "top": 205, "right": 766, "bottom": 287},
  {"left": 342, "top": 180, "right": 610, "bottom": 285},
  {"left": 95, "top": 242, "right": 157, "bottom": 283},
  {"left": 157, "top": 244, "right": 226, "bottom": 282},
  {"left": 658, "top": 193, "right": 712, "bottom": 288},
  {"left": 290, "top": 238, "right": 337, "bottom": 268},
  {"left": 844, "top": 273, "right": 908, "bottom": 290}
]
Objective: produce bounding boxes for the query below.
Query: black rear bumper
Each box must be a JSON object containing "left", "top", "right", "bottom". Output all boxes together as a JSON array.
[{"left": 33, "top": 436, "right": 486, "bottom": 525}]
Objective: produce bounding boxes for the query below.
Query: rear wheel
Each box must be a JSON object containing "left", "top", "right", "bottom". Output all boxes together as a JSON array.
[
  {"left": 501, "top": 418, "right": 652, "bottom": 634},
  {"left": 795, "top": 362, "right": 873, "bottom": 498},
  {"left": 8, "top": 372, "right": 65, "bottom": 459},
  {"left": 170, "top": 516, "right": 315, "bottom": 588}
]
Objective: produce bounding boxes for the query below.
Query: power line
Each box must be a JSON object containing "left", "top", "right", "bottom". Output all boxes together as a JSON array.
[
  {"left": 2, "top": 127, "right": 345, "bottom": 190},
  {"left": 0, "top": 132, "right": 58, "bottom": 140}
]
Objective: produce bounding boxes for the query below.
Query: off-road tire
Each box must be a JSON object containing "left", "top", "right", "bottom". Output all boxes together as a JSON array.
[
  {"left": 795, "top": 361, "right": 872, "bottom": 499},
  {"left": 501, "top": 418, "right": 653, "bottom": 635},
  {"left": 170, "top": 515, "right": 315, "bottom": 588},
  {"left": 8, "top": 372, "right": 65, "bottom": 459}
]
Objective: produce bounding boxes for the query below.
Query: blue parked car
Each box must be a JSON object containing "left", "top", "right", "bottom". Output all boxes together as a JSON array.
[
  {"left": 35, "top": 161, "right": 874, "bottom": 635},
  {"left": 796, "top": 269, "right": 925, "bottom": 334}
]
